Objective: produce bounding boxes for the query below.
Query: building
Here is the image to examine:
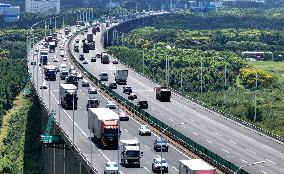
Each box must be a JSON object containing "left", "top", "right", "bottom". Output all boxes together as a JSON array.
[
  {"left": 0, "top": 3, "right": 20, "bottom": 23},
  {"left": 25, "top": 0, "right": 60, "bottom": 15}
]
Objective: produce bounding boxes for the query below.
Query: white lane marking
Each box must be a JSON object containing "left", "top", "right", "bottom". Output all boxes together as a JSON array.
[
  {"left": 98, "top": 149, "right": 110, "bottom": 162},
  {"left": 124, "top": 129, "right": 128, "bottom": 132},
  {"left": 206, "top": 140, "right": 212, "bottom": 144},
  {"left": 241, "top": 159, "right": 248, "bottom": 164},
  {"left": 192, "top": 132, "right": 198, "bottom": 136},
  {"left": 214, "top": 132, "right": 222, "bottom": 137},
  {"left": 222, "top": 149, "right": 229, "bottom": 154},
  {"left": 134, "top": 137, "right": 138, "bottom": 141},
  {"left": 169, "top": 118, "right": 174, "bottom": 122},
  {"left": 145, "top": 145, "right": 150, "bottom": 149},
  {"left": 79, "top": 106, "right": 82, "bottom": 109},
  {"left": 247, "top": 148, "right": 256, "bottom": 155},
  {"left": 172, "top": 165, "right": 178, "bottom": 171},
  {"left": 84, "top": 111, "right": 87, "bottom": 114},
  {"left": 143, "top": 167, "right": 151, "bottom": 173},
  {"left": 119, "top": 171, "right": 124, "bottom": 174},
  {"left": 200, "top": 125, "right": 205, "bottom": 128},
  {"left": 82, "top": 93, "right": 85, "bottom": 95},
  {"left": 261, "top": 170, "right": 268, "bottom": 174},
  {"left": 229, "top": 139, "right": 236, "bottom": 144},
  {"left": 266, "top": 159, "right": 276, "bottom": 165},
  {"left": 51, "top": 90, "right": 59, "bottom": 92}
]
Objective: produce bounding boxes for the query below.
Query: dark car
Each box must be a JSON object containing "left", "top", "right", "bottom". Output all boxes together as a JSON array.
[
  {"left": 112, "top": 59, "right": 118, "bottom": 64},
  {"left": 154, "top": 138, "right": 169, "bottom": 152},
  {"left": 109, "top": 82, "right": 117, "bottom": 89},
  {"left": 79, "top": 54, "right": 85, "bottom": 61},
  {"left": 137, "top": 100, "right": 148, "bottom": 109},
  {"left": 88, "top": 87, "right": 97, "bottom": 94},
  {"left": 86, "top": 98, "right": 100, "bottom": 110},
  {"left": 95, "top": 53, "right": 102, "bottom": 58},
  {"left": 123, "top": 86, "right": 132, "bottom": 94},
  {"left": 118, "top": 111, "right": 129, "bottom": 121},
  {"left": 128, "top": 93, "right": 137, "bottom": 100},
  {"left": 31, "top": 61, "right": 36, "bottom": 65},
  {"left": 91, "top": 57, "right": 96, "bottom": 62}
]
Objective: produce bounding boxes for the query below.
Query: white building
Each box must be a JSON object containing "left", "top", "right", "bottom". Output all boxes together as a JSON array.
[
  {"left": 25, "top": 0, "right": 60, "bottom": 15},
  {"left": 0, "top": 3, "right": 20, "bottom": 23}
]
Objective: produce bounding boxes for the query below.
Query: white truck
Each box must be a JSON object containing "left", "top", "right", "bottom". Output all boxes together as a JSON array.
[
  {"left": 88, "top": 108, "right": 119, "bottom": 149},
  {"left": 60, "top": 84, "right": 78, "bottom": 110},
  {"left": 120, "top": 139, "right": 143, "bottom": 167},
  {"left": 179, "top": 159, "right": 216, "bottom": 174},
  {"left": 115, "top": 69, "right": 128, "bottom": 85}
]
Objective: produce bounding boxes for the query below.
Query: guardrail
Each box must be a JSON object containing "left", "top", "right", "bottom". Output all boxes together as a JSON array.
[{"left": 67, "top": 27, "right": 249, "bottom": 174}]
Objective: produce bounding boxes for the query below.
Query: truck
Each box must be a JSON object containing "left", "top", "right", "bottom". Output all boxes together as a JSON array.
[
  {"left": 154, "top": 85, "right": 171, "bottom": 102},
  {"left": 39, "top": 48, "right": 48, "bottom": 66},
  {"left": 120, "top": 139, "right": 143, "bottom": 167},
  {"left": 89, "top": 42, "right": 95, "bottom": 50},
  {"left": 64, "top": 27, "right": 70, "bottom": 35},
  {"left": 115, "top": 69, "right": 128, "bottom": 84},
  {"left": 88, "top": 108, "right": 119, "bottom": 149},
  {"left": 65, "top": 74, "right": 78, "bottom": 88},
  {"left": 178, "top": 159, "right": 216, "bottom": 174},
  {"left": 87, "top": 33, "right": 93, "bottom": 43},
  {"left": 74, "top": 43, "right": 79, "bottom": 52},
  {"left": 91, "top": 27, "right": 96, "bottom": 35},
  {"left": 49, "top": 41, "right": 56, "bottom": 53},
  {"left": 82, "top": 42, "right": 90, "bottom": 53},
  {"left": 44, "top": 65, "right": 56, "bottom": 81},
  {"left": 60, "top": 84, "right": 78, "bottom": 110},
  {"left": 101, "top": 53, "right": 110, "bottom": 64}
]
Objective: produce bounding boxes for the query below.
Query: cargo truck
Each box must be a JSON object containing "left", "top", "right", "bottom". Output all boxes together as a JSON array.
[
  {"left": 39, "top": 48, "right": 48, "bottom": 66},
  {"left": 88, "top": 108, "right": 119, "bottom": 149},
  {"left": 179, "top": 159, "right": 216, "bottom": 174},
  {"left": 82, "top": 42, "right": 90, "bottom": 53},
  {"left": 87, "top": 33, "right": 93, "bottom": 43},
  {"left": 101, "top": 53, "right": 110, "bottom": 64},
  {"left": 115, "top": 69, "right": 128, "bottom": 84},
  {"left": 120, "top": 139, "right": 143, "bottom": 167},
  {"left": 49, "top": 41, "right": 56, "bottom": 53},
  {"left": 44, "top": 65, "right": 56, "bottom": 81},
  {"left": 155, "top": 86, "right": 171, "bottom": 102},
  {"left": 60, "top": 84, "right": 78, "bottom": 110}
]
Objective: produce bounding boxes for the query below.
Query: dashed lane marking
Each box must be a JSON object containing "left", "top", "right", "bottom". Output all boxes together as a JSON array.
[
  {"left": 222, "top": 149, "right": 229, "bottom": 154},
  {"left": 124, "top": 129, "right": 128, "bottom": 132},
  {"left": 143, "top": 167, "right": 150, "bottom": 173},
  {"left": 206, "top": 140, "right": 212, "bottom": 144},
  {"left": 241, "top": 159, "right": 248, "bottom": 164},
  {"left": 145, "top": 145, "right": 150, "bottom": 149},
  {"left": 172, "top": 166, "right": 178, "bottom": 171},
  {"left": 229, "top": 139, "right": 236, "bottom": 144},
  {"left": 266, "top": 159, "right": 276, "bottom": 165},
  {"left": 247, "top": 148, "right": 256, "bottom": 155},
  {"left": 192, "top": 132, "right": 198, "bottom": 136},
  {"left": 261, "top": 170, "right": 268, "bottom": 174}
]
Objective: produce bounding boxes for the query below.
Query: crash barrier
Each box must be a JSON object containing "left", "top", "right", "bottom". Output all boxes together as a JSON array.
[{"left": 67, "top": 31, "right": 249, "bottom": 174}]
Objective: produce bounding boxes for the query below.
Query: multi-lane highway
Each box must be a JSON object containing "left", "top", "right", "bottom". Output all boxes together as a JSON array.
[
  {"left": 29, "top": 25, "right": 193, "bottom": 174},
  {"left": 68, "top": 23, "right": 284, "bottom": 174}
]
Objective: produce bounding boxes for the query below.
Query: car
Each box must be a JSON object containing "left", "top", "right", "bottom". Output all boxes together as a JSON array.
[
  {"left": 88, "top": 87, "right": 97, "bottom": 94},
  {"left": 77, "top": 73, "right": 83, "bottom": 79},
  {"left": 139, "top": 125, "right": 151, "bottom": 135},
  {"left": 119, "top": 110, "right": 129, "bottom": 121},
  {"left": 40, "top": 81, "right": 48, "bottom": 89},
  {"left": 52, "top": 58, "right": 59, "bottom": 62},
  {"left": 69, "top": 65, "right": 75, "bottom": 71},
  {"left": 59, "top": 63, "right": 67, "bottom": 72},
  {"left": 81, "top": 32, "right": 84, "bottom": 35},
  {"left": 104, "top": 161, "right": 118, "bottom": 174},
  {"left": 106, "top": 101, "right": 117, "bottom": 110},
  {"left": 152, "top": 158, "right": 168, "bottom": 173},
  {"left": 95, "top": 53, "right": 102, "bottom": 58},
  {"left": 60, "top": 46, "right": 64, "bottom": 50},
  {"left": 84, "top": 28, "right": 88, "bottom": 32},
  {"left": 128, "top": 93, "right": 137, "bottom": 100},
  {"left": 154, "top": 138, "right": 169, "bottom": 152},
  {"left": 60, "top": 70, "right": 69, "bottom": 80},
  {"left": 123, "top": 86, "right": 132, "bottom": 94},
  {"left": 86, "top": 98, "right": 100, "bottom": 110},
  {"left": 137, "top": 100, "right": 148, "bottom": 109},
  {"left": 91, "top": 57, "right": 96, "bottom": 62},
  {"left": 82, "top": 79, "right": 90, "bottom": 87},
  {"left": 75, "top": 38, "right": 79, "bottom": 43},
  {"left": 99, "top": 72, "right": 108, "bottom": 81},
  {"left": 109, "top": 82, "right": 117, "bottom": 89},
  {"left": 82, "top": 60, "right": 88, "bottom": 64},
  {"left": 112, "top": 59, "right": 118, "bottom": 64},
  {"left": 30, "top": 61, "right": 36, "bottom": 65},
  {"left": 79, "top": 54, "right": 85, "bottom": 61},
  {"left": 70, "top": 69, "right": 77, "bottom": 76}
]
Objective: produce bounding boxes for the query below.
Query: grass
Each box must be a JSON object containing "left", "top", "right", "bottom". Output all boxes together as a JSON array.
[{"left": 250, "top": 60, "right": 284, "bottom": 83}]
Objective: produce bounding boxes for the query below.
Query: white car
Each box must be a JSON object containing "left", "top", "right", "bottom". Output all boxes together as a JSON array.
[
  {"left": 52, "top": 58, "right": 59, "bottom": 62},
  {"left": 82, "top": 60, "right": 88, "bottom": 64},
  {"left": 60, "top": 46, "right": 64, "bottom": 50},
  {"left": 152, "top": 158, "right": 168, "bottom": 173},
  {"left": 62, "top": 57, "right": 68, "bottom": 61},
  {"left": 40, "top": 81, "right": 48, "bottom": 89},
  {"left": 104, "top": 161, "right": 118, "bottom": 174},
  {"left": 106, "top": 101, "right": 117, "bottom": 110},
  {"left": 139, "top": 125, "right": 151, "bottom": 135}
]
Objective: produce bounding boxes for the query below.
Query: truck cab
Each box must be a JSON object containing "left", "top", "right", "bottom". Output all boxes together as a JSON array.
[{"left": 120, "top": 139, "right": 143, "bottom": 167}]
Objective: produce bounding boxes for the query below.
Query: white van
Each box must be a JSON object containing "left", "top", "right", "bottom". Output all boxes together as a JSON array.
[
  {"left": 99, "top": 72, "right": 108, "bottom": 81},
  {"left": 60, "top": 50, "right": 65, "bottom": 57}
]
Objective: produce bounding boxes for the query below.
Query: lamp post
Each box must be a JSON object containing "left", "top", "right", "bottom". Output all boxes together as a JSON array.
[
  {"left": 254, "top": 68, "right": 258, "bottom": 122},
  {"left": 234, "top": 161, "right": 265, "bottom": 174}
]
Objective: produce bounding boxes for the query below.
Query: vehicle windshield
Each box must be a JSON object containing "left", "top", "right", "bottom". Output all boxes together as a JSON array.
[
  {"left": 156, "top": 139, "right": 167, "bottom": 144},
  {"left": 106, "top": 163, "right": 118, "bottom": 168},
  {"left": 107, "top": 104, "right": 116, "bottom": 109},
  {"left": 141, "top": 125, "right": 149, "bottom": 129},
  {"left": 61, "top": 71, "right": 68, "bottom": 75},
  {"left": 89, "top": 100, "right": 98, "bottom": 104},
  {"left": 126, "top": 151, "right": 140, "bottom": 157},
  {"left": 156, "top": 159, "right": 167, "bottom": 164},
  {"left": 103, "top": 128, "right": 118, "bottom": 136}
]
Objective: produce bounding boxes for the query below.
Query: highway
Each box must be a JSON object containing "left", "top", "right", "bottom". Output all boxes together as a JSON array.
[
  {"left": 29, "top": 26, "right": 192, "bottom": 174},
  {"left": 68, "top": 23, "right": 284, "bottom": 174}
]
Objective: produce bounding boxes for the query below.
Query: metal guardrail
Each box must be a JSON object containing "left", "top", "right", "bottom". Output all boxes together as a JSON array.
[{"left": 67, "top": 28, "right": 249, "bottom": 174}]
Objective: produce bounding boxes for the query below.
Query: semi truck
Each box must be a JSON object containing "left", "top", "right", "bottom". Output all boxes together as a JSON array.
[
  {"left": 82, "top": 42, "right": 90, "bottom": 53},
  {"left": 155, "top": 86, "right": 171, "bottom": 102},
  {"left": 44, "top": 65, "right": 56, "bottom": 81},
  {"left": 39, "top": 48, "right": 48, "bottom": 66},
  {"left": 60, "top": 84, "right": 78, "bottom": 110},
  {"left": 87, "top": 33, "right": 93, "bottom": 43},
  {"left": 115, "top": 69, "right": 128, "bottom": 84},
  {"left": 101, "top": 53, "right": 110, "bottom": 64},
  {"left": 120, "top": 139, "right": 143, "bottom": 167},
  {"left": 88, "top": 108, "right": 119, "bottom": 149},
  {"left": 179, "top": 159, "right": 216, "bottom": 174},
  {"left": 65, "top": 74, "right": 78, "bottom": 88},
  {"left": 49, "top": 41, "right": 56, "bottom": 53}
]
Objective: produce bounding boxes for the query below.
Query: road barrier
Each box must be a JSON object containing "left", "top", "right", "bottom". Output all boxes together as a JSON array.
[{"left": 67, "top": 29, "right": 249, "bottom": 174}]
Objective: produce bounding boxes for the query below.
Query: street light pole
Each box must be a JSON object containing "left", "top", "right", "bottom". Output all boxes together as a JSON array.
[
  {"left": 200, "top": 57, "right": 203, "bottom": 94},
  {"left": 254, "top": 70, "right": 258, "bottom": 122},
  {"left": 142, "top": 49, "right": 145, "bottom": 75},
  {"left": 72, "top": 93, "right": 75, "bottom": 145},
  {"left": 234, "top": 161, "right": 265, "bottom": 174},
  {"left": 224, "top": 64, "right": 227, "bottom": 104},
  {"left": 88, "top": 93, "right": 93, "bottom": 166}
]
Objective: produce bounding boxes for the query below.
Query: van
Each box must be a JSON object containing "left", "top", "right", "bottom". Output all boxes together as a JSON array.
[
  {"left": 99, "top": 72, "right": 108, "bottom": 81},
  {"left": 60, "top": 50, "right": 64, "bottom": 57}
]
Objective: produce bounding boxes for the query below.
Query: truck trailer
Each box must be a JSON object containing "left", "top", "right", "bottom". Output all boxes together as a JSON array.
[
  {"left": 120, "top": 139, "right": 143, "bottom": 167},
  {"left": 60, "top": 84, "right": 78, "bottom": 110},
  {"left": 115, "top": 69, "right": 128, "bottom": 84},
  {"left": 88, "top": 108, "right": 119, "bottom": 149},
  {"left": 179, "top": 159, "right": 216, "bottom": 174},
  {"left": 87, "top": 33, "right": 94, "bottom": 43},
  {"left": 39, "top": 48, "right": 48, "bottom": 66},
  {"left": 155, "top": 86, "right": 171, "bottom": 102},
  {"left": 44, "top": 65, "right": 56, "bottom": 81},
  {"left": 49, "top": 41, "right": 56, "bottom": 53}
]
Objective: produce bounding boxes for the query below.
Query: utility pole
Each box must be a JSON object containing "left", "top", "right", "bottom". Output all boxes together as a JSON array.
[
  {"left": 142, "top": 50, "right": 145, "bottom": 75},
  {"left": 72, "top": 94, "right": 75, "bottom": 145},
  {"left": 254, "top": 70, "right": 258, "bottom": 122},
  {"left": 54, "top": 17, "right": 57, "bottom": 30},
  {"left": 224, "top": 64, "right": 227, "bottom": 104},
  {"left": 200, "top": 57, "right": 203, "bottom": 94},
  {"left": 153, "top": 43, "right": 156, "bottom": 59},
  {"left": 45, "top": 20, "right": 47, "bottom": 37},
  {"left": 181, "top": 71, "right": 183, "bottom": 90}
]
